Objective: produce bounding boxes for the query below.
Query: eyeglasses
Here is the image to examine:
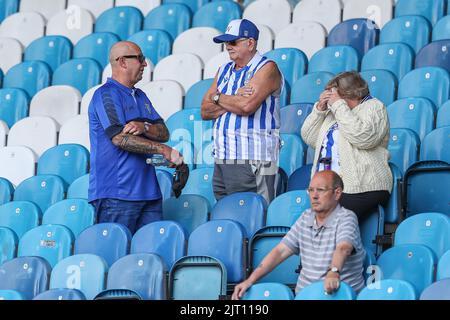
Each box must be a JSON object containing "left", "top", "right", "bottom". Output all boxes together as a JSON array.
[
  {"left": 115, "top": 54, "right": 146, "bottom": 64},
  {"left": 307, "top": 187, "right": 337, "bottom": 195},
  {"left": 225, "top": 38, "right": 249, "bottom": 46}
]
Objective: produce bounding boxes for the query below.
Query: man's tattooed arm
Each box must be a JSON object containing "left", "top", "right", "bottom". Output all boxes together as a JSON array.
[
  {"left": 112, "top": 132, "right": 166, "bottom": 155},
  {"left": 143, "top": 123, "right": 170, "bottom": 143}
]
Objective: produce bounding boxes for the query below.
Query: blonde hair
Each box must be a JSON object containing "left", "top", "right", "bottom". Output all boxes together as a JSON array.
[{"left": 326, "top": 71, "right": 369, "bottom": 100}]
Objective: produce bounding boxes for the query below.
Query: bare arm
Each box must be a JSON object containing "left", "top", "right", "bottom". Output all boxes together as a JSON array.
[
  {"left": 231, "top": 242, "right": 294, "bottom": 300},
  {"left": 111, "top": 132, "right": 183, "bottom": 165},
  {"left": 324, "top": 241, "right": 354, "bottom": 294},
  {"left": 218, "top": 62, "right": 282, "bottom": 116},
  {"left": 122, "top": 121, "right": 169, "bottom": 142},
  {"left": 201, "top": 73, "right": 227, "bottom": 120}
]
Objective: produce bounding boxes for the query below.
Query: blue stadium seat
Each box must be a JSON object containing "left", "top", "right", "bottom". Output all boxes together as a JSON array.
[
  {"left": 265, "top": 48, "right": 307, "bottom": 90},
  {"left": 155, "top": 169, "right": 173, "bottom": 200},
  {"left": 394, "top": 212, "right": 450, "bottom": 259},
  {"left": 164, "top": 0, "right": 208, "bottom": 14},
  {"left": 398, "top": 67, "right": 450, "bottom": 109},
  {"left": 376, "top": 244, "right": 436, "bottom": 295},
  {"left": 421, "top": 127, "right": 450, "bottom": 163},
  {"left": 74, "top": 223, "right": 131, "bottom": 268},
  {"left": 290, "top": 72, "right": 334, "bottom": 104},
  {"left": 309, "top": 45, "right": 359, "bottom": 74},
  {"left": 357, "top": 279, "right": 417, "bottom": 300},
  {"left": 433, "top": 16, "right": 450, "bottom": 41},
  {"left": 364, "top": 248, "right": 377, "bottom": 282},
  {"left": 327, "top": 18, "right": 379, "bottom": 59},
  {"left": 360, "top": 206, "right": 385, "bottom": 257},
  {"left": 193, "top": 1, "right": 242, "bottom": 32},
  {"left": 243, "top": 282, "right": 294, "bottom": 300},
  {"left": 287, "top": 164, "right": 313, "bottom": 192},
  {"left": 162, "top": 194, "right": 210, "bottom": 236},
  {"left": 415, "top": 39, "right": 450, "bottom": 74},
  {"left": 280, "top": 103, "right": 313, "bottom": 135},
  {"left": 188, "top": 219, "right": 246, "bottom": 283},
  {"left": 37, "top": 144, "right": 90, "bottom": 188},
  {"left": 403, "top": 161, "right": 450, "bottom": 217},
  {"left": 95, "top": 6, "right": 143, "bottom": 40},
  {"left": 384, "top": 163, "right": 402, "bottom": 224},
  {"left": 395, "top": 0, "right": 445, "bottom": 26},
  {"left": 380, "top": 16, "right": 430, "bottom": 54},
  {"left": 184, "top": 78, "right": 213, "bottom": 109},
  {"left": 436, "top": 100, "right": 450, "bottom": 128},
  {"left": 361, "top": 42, "right": 414, "bottom": 81},
  {"left": 266, "top": 190, "right": 310, "bottom": 227},
  {"left": 420, "top": 278, "right": 450, "bottom": 300},
  {"left": 360, "top": 69, "right": 397, "bottom": 107},
  {"left": 103, "top": 253, "right": 166, "bottom": 300},
  {"left": 0, "top": 226, "right": 17, "bottom": 265},
  {"left": 144, "top": 4, "right": 192, "bottom": 41},
  {"left": 0, "top": 0, "right": 18, "bottom": 23},
  {"left": 437, "top": 250, "right": 450, "bottom": 280},
  {"left": 295, "top": 280, "right": 356, "bottom": 300},
  {"left": 388, "top": 128, "right": 420, "bottom": 175},
  {"left": 42, "top": 199, "right": 95, "bottom": 238},
  {"left": 50, "top": 254, "right": 107, "bottom": 300},
  {"left": 52, "top": 58, "right": 102, "bottom": 95},
  {"left": 387, "top": 97, "right": 435, "bottom": 142},
  {"left": 13, "top": 175, "right": 65, "bottom": 213},
  {"left": 279, "top": 134, "right": 305, "bottom": 176},
  {"left": 3, "top": 61, "right": 51, "bottom": 98},
  {"left": 0, "top": 289, "right": 25, "bottom": 300},
  {"left": 249, "top": 226, "right": 300, "bottom": 286},
  {"left": 67, "top": 173, "right": 89, "bottom": 199},
  {"left": 195, "top": 140, "right": 214, "bottom": 169},
  {"left": 159, "top": 139, "right": 195, "bottom": 175},
  {"left": 24, "top": 36, "right": 72, "bottom": 72},
  {"left": 169, "top": 256, "right": 227, "bottom": 300},
  {"left": 130, "top": 220, "right": 186, "bottom": 270},
  {"left": 0, "top": 177, "right": 14, "bottom": 205},
  {"left": 18, "top": 224, "right": 74, "bottom": 268},
  {"left": 0, "top": 256, "right": 50, "bottom": 300},
  {"left": 0, "top": 69, "right": 3, "bottom": 88},
  {"left": 94, "top": 288, "right": 141, "bottom": 300},
  {"left": 0, "top": 88, "right": 29, "bottom": 128},
  {"left": 0, "top": 201, "right": 40, "bottom": 239},
  {"left": 34, "top": 288, "right": 86, "bottom": 300},
  {"left": 182, "top": 167, "right": 216, "bottom": 207},
  {"left": 210, "top": 192, "right": 266, "bottom": 239},
  {"left": 73, "top": 32, "right": 120, "bottom": 68},
  {"left": 128, "top": 29, "right": 172, "bottom": 65}
]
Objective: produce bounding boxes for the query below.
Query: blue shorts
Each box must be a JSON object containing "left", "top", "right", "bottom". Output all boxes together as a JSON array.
[{"left": 92, "top": 198, "right": 163, "bottom": 234}]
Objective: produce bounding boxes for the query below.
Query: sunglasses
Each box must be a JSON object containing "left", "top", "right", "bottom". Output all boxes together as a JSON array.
[
  {"left": 115, "top": 54, "right": 146, "bottom": 64},
  {"left": 225, "top": 38, "right": 249, "bottom": 46}
]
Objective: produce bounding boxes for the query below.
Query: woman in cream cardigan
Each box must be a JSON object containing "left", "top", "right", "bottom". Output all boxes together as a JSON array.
[{"left": 301, "top": 71, "right": 392, "bottom": 224}]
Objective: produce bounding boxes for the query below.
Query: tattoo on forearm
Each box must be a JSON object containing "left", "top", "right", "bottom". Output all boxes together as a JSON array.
[
  {"left": 145, "top": 124, "right": 169, "bottom": 142},
  {"left": 118, "top": 134, "right": 161, "bottom": 154}
]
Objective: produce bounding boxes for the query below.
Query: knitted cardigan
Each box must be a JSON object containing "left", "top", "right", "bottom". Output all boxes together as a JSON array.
[{"left": 301, "top": 98, "right": 392, "bottom": 194}]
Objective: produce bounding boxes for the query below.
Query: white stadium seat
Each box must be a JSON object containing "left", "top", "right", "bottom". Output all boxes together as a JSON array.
[
  {"left": 153, "top": 53, "right": 203, "bottom": 93},
  {"left": 255, "top": 23, "right": 275, "bottom": 54},
  {"left": 0, "top": 37, "right": 23, "bottom": 73},
  {"left": 0, "top": 12, "right": 45, "bottom": 47},
  {"left": 0, "top": 146, "right": 36, "bottom": 187},
  {"left": 80, "top": 84, "right": 102, "bottom": 114},
  {"left": 8, "top": 116, "right": 58, "bottom": 159},
  {"left": 46, "top": 8, "right": 94, "bottom": 45},
  {"left": 204, "top": 51, "right": 231, "bottom": 80},
  {"left": 173, "top": 27, "right": 223, "bottom": 66},
  {"left": 59, "top": 114, "right": 90, "bottom": 151},
  {"left": 0, "top": 120, "right": 8, "bottom": 147},
  {"left": 243, "top": 0, "right": 292, "bottom": 35},
  {"left": 275, "top": 22, "right": 327, "bottom": 59},
  {"left": 115, "top": 0, "right": 161, "bottom": 16},
  {"left": 343, "top": 0, "right": 393, "bottom": 28},
  {"left": 140, "top": 80, "right": 184, "bottom": 121},
  {"left": 19, "top": 0, "right": 66, "bottom": 21},
  {"left": 293, "top": 0, "right": 342, "bottom": 34},
  {"left": 102, "top": 58, "right": 153, "bottom": 88},
  {"left": 29, "top": 86, "right": 82, "bottom": 127},
  {"left": 68, "top": 0, "right": 114, "bottom": 18}
]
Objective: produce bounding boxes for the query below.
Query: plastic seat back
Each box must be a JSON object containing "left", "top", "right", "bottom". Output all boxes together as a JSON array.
[
  {"left": 3, "top": 61, "right": 51, "bottom": 98},
  {"left": 0, "top": 177, "right": 14, "bottom": 205},
  {"left": 0, "top": 256, "right": 51, "bottom": 300},
  {"left": 395, "top": 0, "right": 445, "bottom": 26},
  {"left": 387, "top": 128, "right": 420, "bottom": 175},
  {"left": 162, "top": 194, "right": 210, "bottom": 236},
  {"left": 437, "top": 250, "right": 450, "bottom": 280},
  {"left": 295, "top": 280, "right": 356, "bottom": 300},
  {"left": 128, "top": 29, "right": 172, "bottom": 65},
  {"left": 287, "top": 164, "right": 313, "bottom": 191},
  {"left": 52, "top": 58, "right": 102, "bottom": 95},
  {"left": 46, "top": 8, "right": 94, "bottom": 45},
  {"left": 433, "top": 15, "right": 450, "bottom": 41},
  {"left": 290, "top": 72, "right": 334, "bottom": 104},
  {"left": 415, "top": 39, "right": 450, "bottom": 74},
  {"left": 131, "top": 220, "right": 186, "bottom": 270},
  {"left": 50, "top": 254, "right": 107, "bottom": 300},
  {"left": 184, "top": 78, "right": 213, "bottom": 109},
  {"left": 73, "top": 32, "right": 120, "bottom": 68},
  {"left": 309, "top": 45, "right": 359, "bottom": 75},
  {"left": 280, "top": 103, "right": 313, "bottom": 135},
  {"left": 33, "top": 288, "right": 86, "bottom": 300},
  {"left": 74, "top": 223, "right": 132, "bottom": 267},
  {"left": 420, "top": 127, "right": 450, "bottom": 164},
  {"left": 0, "top": 88, "right": 29, "bottom": 128},
  {"left": 0, "top": 201, "right": 40, "bottom": 238},
  {"left": 420, "top": 278, "right": 450, "bottom": 300},
  {"left": 0, "top": 289, "right": 25, "bottom": 300},
  {"left": 243, "top": 282, "right": 294, "bottom": 300},
  {"left": 0, "top": 146, "right": 36, "bottom": 187},
  {"left": 357, "top": 279, "right": 417, "bottom": 300},
  {"left": 279, "top": 134, "right": 305, "bottom": 176},
  {"left": 95, "top": 6, "right": 143, "bottom": 41},
  {"left": 67, "top": 174, "right": 89, "bottom": 199},
  {"left": 182, "top": 167, "right": 216, "bottom": 208},
  {"left": 360, "top": 206, "right": 385, "bottom": 256},
  {"left": 0, "top": 226, "right": 17, "bottom": 265},
  {"left": 193, "top": 1, "right": 242, "bottom": 32},
  {"left": 24, "top": 36, "right": 72, "bottom": 72},
  {"left": 265, "top": 48, "right": 307, "bottom": 90},
  {"left": 436, "top": 101, "right": 450, "bottom": 128},
  {"left": 266, "top": 190, "right": 309, "bottom": 227},
  {"left": 360, "top": 69, "right": 397, "bottom": 106},
  {"left": 144, "top": 3, "right": 191, "bottom": 41}
]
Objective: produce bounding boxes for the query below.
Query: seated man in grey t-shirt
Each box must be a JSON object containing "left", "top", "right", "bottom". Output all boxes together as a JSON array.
[{"left": 232, "top": 170, "right": 366, "bottom": 299}]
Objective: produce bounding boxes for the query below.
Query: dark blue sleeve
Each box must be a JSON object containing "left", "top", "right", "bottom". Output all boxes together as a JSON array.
[
  {"left": 92, "top": 86, "right": 126, "bottom": 139},
  {"left": 137, "top": 89, "right": 164, "bottom": 124}
]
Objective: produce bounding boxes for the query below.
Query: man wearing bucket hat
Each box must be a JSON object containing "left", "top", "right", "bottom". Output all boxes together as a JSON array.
[{"left": 201, "top": 19, "right": 283, "bottom": 205}]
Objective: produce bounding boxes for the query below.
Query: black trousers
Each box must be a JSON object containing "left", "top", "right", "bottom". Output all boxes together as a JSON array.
[{"left": 340, "top": 190, "right": 390, "bottom": 225}]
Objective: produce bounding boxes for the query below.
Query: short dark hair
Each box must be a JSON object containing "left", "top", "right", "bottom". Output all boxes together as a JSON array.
[
  {"left": 330, "top": 171, "right": 344, "bottom": 190},
  {"left": 326, "top": 71, "right": 369, "bottom": 100}
]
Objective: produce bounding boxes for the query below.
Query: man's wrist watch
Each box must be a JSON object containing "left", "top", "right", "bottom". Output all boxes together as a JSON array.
[
  {"left": 212, "top": 92, "right": 221, "bottom": 105},
  {"left": 327, "top": 266, "right": 340, "bottom": 275}
]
